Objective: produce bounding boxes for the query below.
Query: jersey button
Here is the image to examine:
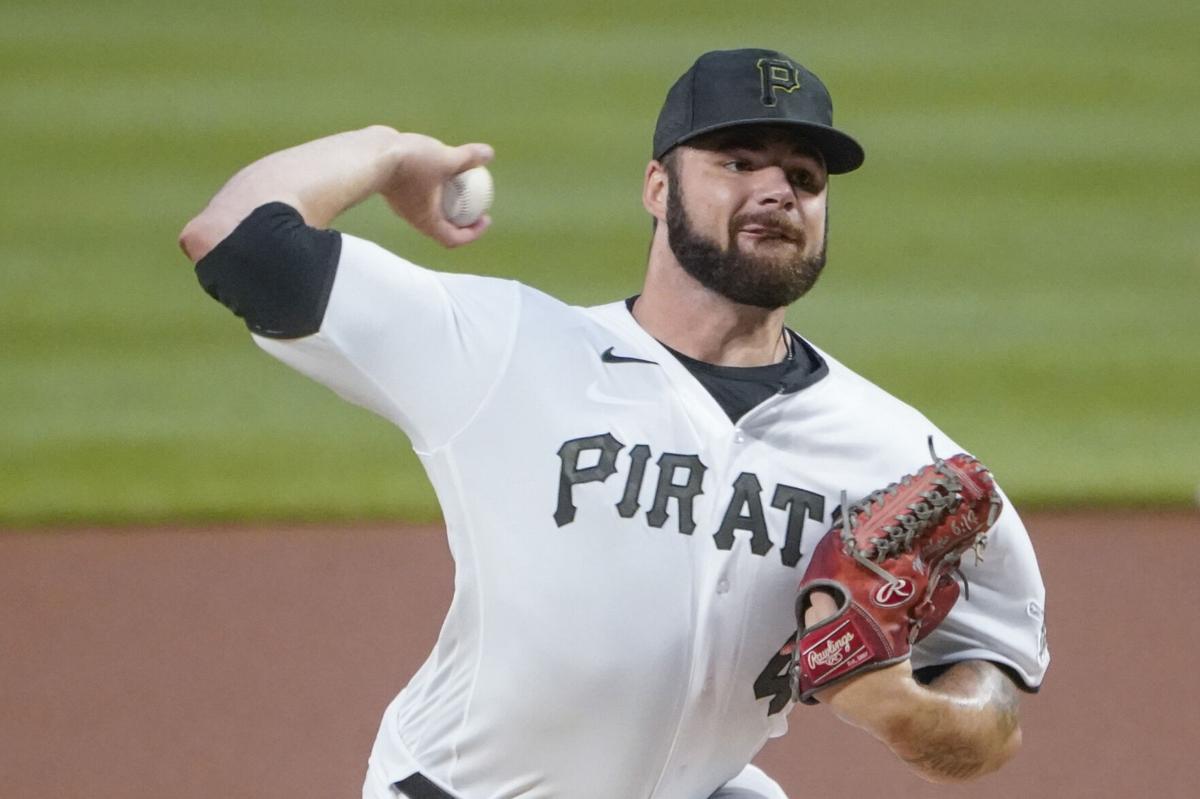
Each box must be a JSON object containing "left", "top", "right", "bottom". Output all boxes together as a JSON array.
[
  {"left": 733, "top": 430, "right": 745, "bottom": 444},
  {"left": 716, "top": 578, "right": 730, "bottom": 594}
]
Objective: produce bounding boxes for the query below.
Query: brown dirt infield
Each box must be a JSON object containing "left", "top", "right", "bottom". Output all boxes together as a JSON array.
[{"left": 3, "top": 510, "right": 1197, "bottom": 799}]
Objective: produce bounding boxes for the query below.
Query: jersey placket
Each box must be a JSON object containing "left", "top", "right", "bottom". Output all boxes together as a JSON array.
[
  {"left": 592, "top": 304, "right": 812, "bottom": 796},
  {"left": 647, "top": 393, "right": 773, "bottom": 796}
]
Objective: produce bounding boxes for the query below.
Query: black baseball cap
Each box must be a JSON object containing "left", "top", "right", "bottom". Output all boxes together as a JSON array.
[{"left": 653, "top": 48, "right": 865, "bottom": 174}]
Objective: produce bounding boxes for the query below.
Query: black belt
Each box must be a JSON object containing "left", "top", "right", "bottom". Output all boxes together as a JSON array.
[{"left": 393, "top": 773, "right": 458, "bottom": 799}]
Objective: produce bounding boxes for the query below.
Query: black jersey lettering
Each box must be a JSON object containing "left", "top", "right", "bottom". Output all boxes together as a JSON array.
[
  {"left": 646, "top": 453, "right": 707, "bottom": 534},
  {"left": 713, "top": 472, "right": 772, "bottom": 556},
  {"left": 554, "top": 433, "right": 624, "bottom": 527},
  {"left": 616, "top": 444, "right": 652, "bottom": 518},
  {"left": 772, "top": 484, "right": 825, "bottom": 567}
]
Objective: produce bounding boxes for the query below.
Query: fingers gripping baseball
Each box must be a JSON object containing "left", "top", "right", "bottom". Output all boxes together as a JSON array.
[{"left": 382, "top": 135, "right": 494, "bottom": 247}]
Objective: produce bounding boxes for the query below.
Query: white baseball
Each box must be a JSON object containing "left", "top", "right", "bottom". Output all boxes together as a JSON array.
[{"left": 440, "top": 166, "right": 493, "bottom": 227}]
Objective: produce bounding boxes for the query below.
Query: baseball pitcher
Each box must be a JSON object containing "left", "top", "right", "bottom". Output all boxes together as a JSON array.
[{"left": 179, "top": 48, "right": 1049, "bottom": 799}]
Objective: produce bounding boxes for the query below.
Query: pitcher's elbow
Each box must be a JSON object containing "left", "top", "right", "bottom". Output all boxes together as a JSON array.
[{"left": 178, "top": 212, "right": 229, "bottom": 263}]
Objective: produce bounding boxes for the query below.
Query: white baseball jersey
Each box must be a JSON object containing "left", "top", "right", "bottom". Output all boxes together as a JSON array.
[{"left": 254, "top": 234, "right": 1050, "bottom": 799}]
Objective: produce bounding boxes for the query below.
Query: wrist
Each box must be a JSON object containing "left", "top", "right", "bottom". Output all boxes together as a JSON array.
[
  {"left": 361, "top": 125, "right": 410, "bottom": 189},
  {"left": 375, "top": 130, "right": 451, "bottom": 199},
  {"left": 820, "top": 661, "right": 925, "bottom": 741}
]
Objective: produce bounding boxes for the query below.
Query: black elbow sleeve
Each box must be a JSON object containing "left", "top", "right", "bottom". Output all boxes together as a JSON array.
[{"left": 194, "top": 202, "right": 342, "bottom": 338}]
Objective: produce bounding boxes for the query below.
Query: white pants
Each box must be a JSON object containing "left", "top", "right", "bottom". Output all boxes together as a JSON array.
[
  {"left": 709, "top": 764, "right": 788, "bottom": 799},
  {"left": 365, "top": 761, "right": 787, "bottom": 799}
]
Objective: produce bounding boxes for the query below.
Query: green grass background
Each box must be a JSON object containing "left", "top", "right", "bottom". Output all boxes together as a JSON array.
[{"left": 2, "top": 0, "right": 1197, "bottom": 525}]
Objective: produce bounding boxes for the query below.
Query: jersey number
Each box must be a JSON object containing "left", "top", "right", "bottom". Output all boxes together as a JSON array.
[{"left": 754, "top": 631, "right": 798, "bottom": 716}]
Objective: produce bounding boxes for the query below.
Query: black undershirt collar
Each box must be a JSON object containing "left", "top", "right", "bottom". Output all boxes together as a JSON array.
[{"left": 623, "top": 296, "right": 828, "bottom": 422}]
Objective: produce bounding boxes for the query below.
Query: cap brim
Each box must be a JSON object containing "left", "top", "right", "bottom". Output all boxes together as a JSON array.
[{"left": 663, "top": 118, "right": 865, "bottom": 174}]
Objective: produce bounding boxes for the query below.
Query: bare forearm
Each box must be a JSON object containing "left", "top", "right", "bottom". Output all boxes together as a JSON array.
[
  {"left": 819, "top": 660, "right": 1021, "bottom": 783},
  {"left": 885, "top": 661, "right": 1022, "bottom": 782},
  {"left": 179, "top": 125, "right": 404, "bottom": 261},
  {"left": 179, "top": 127, "right": 493, "bottom": 262}
]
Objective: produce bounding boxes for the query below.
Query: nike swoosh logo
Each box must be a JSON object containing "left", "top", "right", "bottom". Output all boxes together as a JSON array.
[{"left": 601, "top": 347, "right": 656, "bottom": 365}]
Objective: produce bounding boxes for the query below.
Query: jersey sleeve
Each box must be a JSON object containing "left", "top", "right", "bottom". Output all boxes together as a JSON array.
[
  {"left": 910, "top": 485, "right": 1050, "bottom": 691},
  {"left": 243, "top": 220, "right": 520, "bottom": 453}
]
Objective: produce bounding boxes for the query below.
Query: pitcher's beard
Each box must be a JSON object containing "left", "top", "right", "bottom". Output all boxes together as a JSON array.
[{"left": 666, "top": 189, "right": 827, "bottom": 310}]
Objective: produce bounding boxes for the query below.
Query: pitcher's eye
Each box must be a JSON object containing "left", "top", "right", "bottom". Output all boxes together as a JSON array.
[{"left": 790, "top": 170, "right": 821, "bottom": 192}]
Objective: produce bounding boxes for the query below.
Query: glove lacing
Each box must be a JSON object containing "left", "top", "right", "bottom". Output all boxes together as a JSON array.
[{"left": 835, "top": 438, "right": 973, "bottom": 589}]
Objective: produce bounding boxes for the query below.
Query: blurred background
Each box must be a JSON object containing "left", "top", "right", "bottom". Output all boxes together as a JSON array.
[{"left": 3, "top": 0, "right": 1197, "bottom": 527}]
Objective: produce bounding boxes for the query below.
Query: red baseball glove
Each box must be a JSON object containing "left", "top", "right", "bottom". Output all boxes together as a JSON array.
[{"left": 790, "top": 440, "right": 1002, "bottom": 704}]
